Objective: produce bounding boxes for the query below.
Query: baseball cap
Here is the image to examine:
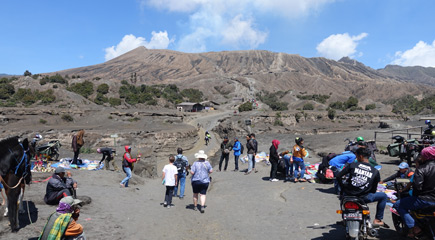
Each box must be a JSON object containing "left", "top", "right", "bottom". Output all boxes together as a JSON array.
[
  {"left": 60, "top": 196, "right": 82, "bottom": 206},
  {"left": 398, "top": 162, "right": 409, "bottom": 169},
  {"left": 55, "top": 167, "right": 66, "bottom": 174}
]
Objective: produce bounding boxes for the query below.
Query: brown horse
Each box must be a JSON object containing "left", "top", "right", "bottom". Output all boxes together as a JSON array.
[{"left": 0, "top": 136, "right": 33, "bottom": 232}]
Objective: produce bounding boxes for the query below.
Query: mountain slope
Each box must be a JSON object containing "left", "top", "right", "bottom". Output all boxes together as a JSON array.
[{"left": 53, "top": 47, "right": 434, "bottom": 102}]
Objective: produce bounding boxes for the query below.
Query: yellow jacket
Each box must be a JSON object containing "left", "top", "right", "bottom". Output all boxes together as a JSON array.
[{"left": 292, "top": 144, "right": 307, "bottom": 158}]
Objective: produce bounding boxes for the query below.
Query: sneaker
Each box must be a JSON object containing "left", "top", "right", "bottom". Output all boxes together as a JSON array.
[
  {"left": 193, "top": 206, "right": 198, "bottom": 211},
  {"left": 179, "top": 196, "right": 184, "bottom": 200},
  {"left": 233, "top": 169, "right": 238, "bottom": 172},
  {"left": 244, "top": 171, "right": 251, "bottom": 175},
  {"left": 254, "top": 169, "right": 258, "bottom": 173},
  {"left": 200, "top": 206, "right": 205, "bottom": 213},
  {"left": 271, "top": 178, "right": 279, "bottom": 182},
  {"left": 167, "top": 205, "right": 171, "bottom": 209},
  {"left": 163, "top": 201, "right": 168, "bottom": 207}
]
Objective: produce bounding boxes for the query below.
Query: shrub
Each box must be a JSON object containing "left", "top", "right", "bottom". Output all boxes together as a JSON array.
[
  {"left": 40, "top": 78, "right": 48, "bottom": 85},
  {"left": 0, "top": 83, "right": 15, "bottom": 99},
  {"left": 94, "top": 93, "right": 109, "bottom": 105},
  {"left": 345, "top": 96, "right": 359, "bottom": 109},
  {"left": 109, "top": 98, "right": 121, "bottom": 106},
  {"left": 329, "top": 101, "right": 344, "bottom": 111},
  {"left": 303, "top": 103, "right": 314, "bottom": 110},
  {"left": 80, "top": 147, "right": 94, "bottom": 154},
  {"left": 39, "top": 119, "right": 47, "bottom": 124},
  {"left": 256, "top": 92, "right": 288, "bottom": 111},
  {"left": 24, "top": 70, "right": 32, "bottom": 76},
  {"left": 128, "top": 117, "right": 141, "bottom": 122},
  {"left": 67, "top": 80, "right": 94, "bottom": 98},
  {"left": 53, "top": 84, "right": 58, "bottom": 89},
  {"left": 146, "top": 99, "right": 158, "bottom": 105},
  {"left": 97, "top": 83, "right": 109, "bottom": 94},
  {"left": 328, "top": 109, "right": 336, "bottom": 120},
  {"left": 181, "top": 88, "right": 203, "bottom": 102},
  {"left": 365, "top": 103, "right": 376, "bottom": 110},
  {"left": 296, "top": 94, "right": 330, "bottom": 104},
  {"left": 61, "top": 114, "right": 74, "bottom": 122},
  {"left": 274, "top": 118, "right": 284, "bottom": 126},
  {"left": 295, "top": 112, "right": 302, "bottom": 122},
  {"left": 238, "top": 101, "right": 253, "bottom": 112}
]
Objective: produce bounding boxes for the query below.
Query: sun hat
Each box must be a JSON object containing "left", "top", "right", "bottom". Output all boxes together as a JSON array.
[
  {"left": 398, "top": 162, "right": 409, "bottom": 169},
  {"left": 60, "top": 196, "right": 82, "bottom": 206},
  {"left": 55, "top": 166, "right": 66, "bottom": 174},
  {"left": 194, "top": 150, "right": 208, "bottom": 159}
]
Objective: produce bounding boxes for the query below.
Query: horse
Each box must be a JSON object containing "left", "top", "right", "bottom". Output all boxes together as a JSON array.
[{"left": 0, "top": 136, "right": 33, "bottom": 232}]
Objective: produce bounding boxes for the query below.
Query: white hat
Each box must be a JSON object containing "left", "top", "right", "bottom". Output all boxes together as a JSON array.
[
  {"left": 60, "top": 196, "right": 82, "bottom": 206},
  {"left": 194, "top": 150, "right": 208, "bottom": 159}
]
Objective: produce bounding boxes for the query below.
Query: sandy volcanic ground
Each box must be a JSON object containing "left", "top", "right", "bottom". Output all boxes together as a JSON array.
[{"left": 0, "top": 125, "right": 412, "bottom": 240}]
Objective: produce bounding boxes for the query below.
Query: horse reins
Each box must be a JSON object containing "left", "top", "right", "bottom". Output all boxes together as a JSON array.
[{"left": 1, "top": 143, "right": 29, "bottom": 190}]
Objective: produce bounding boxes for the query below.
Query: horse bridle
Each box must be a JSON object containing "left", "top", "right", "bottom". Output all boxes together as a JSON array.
[{"left": 0, "top": 143, "right": 29, "bottom": 189}]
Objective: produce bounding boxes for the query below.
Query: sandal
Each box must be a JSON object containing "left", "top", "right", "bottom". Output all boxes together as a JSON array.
[{"left": 299, "top": 179, "right": 307, "bottom": 182}]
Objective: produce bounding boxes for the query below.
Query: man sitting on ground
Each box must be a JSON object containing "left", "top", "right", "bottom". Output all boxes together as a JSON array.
[
  {"left": 336, "top": 147, "right": 389, "bottom": 228},
  {"left": 44, "top": 167, "right": 78, "bottom": 205},
  {"left": 39, "top": 196, "right": 85, "bottom": 240}
]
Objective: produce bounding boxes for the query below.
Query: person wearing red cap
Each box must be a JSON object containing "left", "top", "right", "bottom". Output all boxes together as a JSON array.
[
  {"left": 120, "top": 146, "right": 140, "bottom": 188},
  {"left": 397, "top": 146, "right": 435, "bottom": 238}
]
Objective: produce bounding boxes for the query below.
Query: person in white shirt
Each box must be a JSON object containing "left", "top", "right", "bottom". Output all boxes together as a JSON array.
[{"left": 162, "top": 156, "right": 178, "bottom": 208}]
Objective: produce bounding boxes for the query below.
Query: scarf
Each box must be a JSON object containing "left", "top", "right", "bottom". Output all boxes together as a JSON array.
[
  {"left": 272, "top": 139, "right": 280, "bottom": 150},
  {"left": 46, "top": 213, "right": 72, "bottom": 240}
]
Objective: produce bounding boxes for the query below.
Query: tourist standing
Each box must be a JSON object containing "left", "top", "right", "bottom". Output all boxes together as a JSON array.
[
  {"left": 120, "top": 146, "right": 140, "bottom": 188},
  {"left": 162, "top": 155, "right": 178, "bottom": 208},
  {"left": 218, "top": 136, "right": 233, "bottom": 171},
  {"left": 232, "top": 137, "right": 242, "bottom": 171},
  {"left": 293, "top": 137, "right": 307, "bottom": 182},
  {"left": 245, "top": 135, "right": 253, "bottom": 175},
  {"left": 190, "top": 150, "right": 213, "bottom": 213},
  {"left": 269, "top": 139, "right": 280, "bottom": 182},
  {"left": 173, "top": 148, "right": 189, "bottom": 199},
  {"left": 250, "top": 133, "right": 258, "bottom": 173},
  {"left": 71, "top": 129, "right": 85, "bottom": 165}
]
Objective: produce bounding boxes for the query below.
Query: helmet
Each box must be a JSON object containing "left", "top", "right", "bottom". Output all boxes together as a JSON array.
[
  {"left": 35, "top": 134, "right": 43, "bottom": 140},
  {"left": 398, "top": 162, "right": 409, "bottom": 169},
  {"left": 124, "top": 145, "right": 131, "bottom": 152},
  {"left": 356, "top": 136, "right": 364, "bottom": 142},
  {"left": 295, "top": 137, "right": 303, "bottom": 145},
  {"left": 426, "top": 120, "right": 431, "bottom": 125}
]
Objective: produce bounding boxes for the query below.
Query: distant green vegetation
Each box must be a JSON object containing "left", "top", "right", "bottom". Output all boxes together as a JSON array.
[
  {"left": 297, "top": 94, "right": 330, "bottom": 104},
  {"left": 0, "top": 79, "right": 56, "bottom": 106},
  {"left": 365, "top": 103, "right": 376, "bottom": 110},
  {"left": 256, "top": 91, "right": 288, "bottom": 111},
  {"left": 109, "top": 97, "right": 122, "bottom": 106},
  {"left": 118, "top": 82, "right": 203, "bottom": 106},
  {"left": 61, "top": 114, "right": 74, "bottom": 122},
  {"left": 303, "top": 103, "right": 314, "bottom": 110},
  {"left": 97, "top": 83, "right": 109, "bottom": 94},
  {"left": 67, "top": 80, "right": 94, "bottom": 98},
  {"left": 388, "top": 95, "right": 435, "bottom": 115},
  {"left": 239, "top": 101, "right": 253, "bottom": 112},
  {"left": 329, "top": 96, "right": 360, "bottom": 111},
  {"left": 40, "top": 74, "right": 68, "bottom": 85}
]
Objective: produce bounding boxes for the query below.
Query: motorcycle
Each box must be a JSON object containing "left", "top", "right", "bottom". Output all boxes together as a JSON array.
[
  {"left": 389, "top": 136, "right": 419, "bottom": 167},
  {"left": 35, "top": 140, "right": 62, "bottom": 161},
  {"left": 391, "top": 179, "right": 435, "bottom": 238},
  {"left": 337, "top": 196, "right": 378, "bottom": 239}
]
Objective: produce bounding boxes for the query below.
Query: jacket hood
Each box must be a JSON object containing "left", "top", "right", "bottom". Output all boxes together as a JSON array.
[{"left": 125, "top": 145, "right": 131, "bottom": 152}]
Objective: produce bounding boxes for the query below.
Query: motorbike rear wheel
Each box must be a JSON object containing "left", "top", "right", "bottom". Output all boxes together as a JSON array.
[{"left": 392, "top": 212, "right": 409, "bottom": 236}]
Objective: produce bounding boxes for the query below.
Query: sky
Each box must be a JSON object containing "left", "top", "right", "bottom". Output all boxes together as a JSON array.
[{"left": 1, "top": 0, "right": 435, "bottom": 75}]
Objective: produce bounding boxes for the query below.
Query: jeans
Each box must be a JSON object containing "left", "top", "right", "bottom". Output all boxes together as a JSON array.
[
  {"left": 219, "top": 153, "right": 230, "bottom": 171},
  {"left": 398, "top": 196, "right": 435, "bottom": 228},
  {"left": 72, "top": 148, "right": 80, "bottom": 165},
  {"left": 234, "top": 155, "right": 239, "bottom": 170},
  {"left": 121, "top": 167, "right": 132, "bottom": 187},
  {"left": 293, "top": 161, "right": 305, "bottom": 179},
  {"left": 363, "top": 192, "right": 388, "bottom": 220},
  {"left": 248, "top": 154, "right": 254, "bottom": 172},
  {"left": 165, "top": 186, "right": 175, "bottom": 205},
  {"left": 173, "top": 172, "right": 186, "bottom": 197},
  {"left": 283, "top": 157, "right": 293, "bottom": 178}
]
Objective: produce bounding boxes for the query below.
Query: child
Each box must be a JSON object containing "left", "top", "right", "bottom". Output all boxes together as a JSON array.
[
  {"left": 280, "top": 150, "right": 293, "bottom": 182},
  {"left": 162, "top": 155, "right": 178, "bottom": 208},
  {"left": 293, "top": 137, "right": 307, "bottom": 182}
]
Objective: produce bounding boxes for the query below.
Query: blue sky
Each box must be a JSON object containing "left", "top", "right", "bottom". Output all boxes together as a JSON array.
[{"left": 1, "top": 0, "right": 435, "bottom": 75}]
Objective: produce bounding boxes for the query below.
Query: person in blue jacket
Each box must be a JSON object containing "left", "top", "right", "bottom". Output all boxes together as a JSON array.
[
  {"left": 329, "top": 151, "right": 356, "bottom": 169},
  {"left": 232, "top": 137, "right": 242, "bottom": 171}
]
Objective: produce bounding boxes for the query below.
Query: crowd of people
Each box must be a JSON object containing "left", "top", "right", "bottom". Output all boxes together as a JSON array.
[{"left": 4, "top": 125, "right": 433, "bottom": 240}]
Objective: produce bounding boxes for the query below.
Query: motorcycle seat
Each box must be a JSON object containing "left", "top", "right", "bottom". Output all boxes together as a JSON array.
[
  {"left": 414, "top": 205, "right": 435, "bottom": 215},
  {"left": 341, "top": 196, "right": 367, "bottom": 206}
]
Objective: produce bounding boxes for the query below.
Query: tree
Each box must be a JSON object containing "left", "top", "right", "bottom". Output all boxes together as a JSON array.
[
  {"left": 345, "top": 96, "right": 358, "bottom": 109},
  {"left": 238, "top": 101, "right": 253, "bottom": 112},
  {"left": 328, "top": 109, "right": 336, "bottom": 120},
  {"left": 24, "top": 70, "right": 32, "bottom": 76},
  {"left": 97, "top": 83, "right": 110, "bottom": 94}
]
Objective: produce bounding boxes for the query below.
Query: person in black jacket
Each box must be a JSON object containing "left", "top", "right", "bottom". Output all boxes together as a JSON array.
[
  {"left": 97, "top": 147, "right": 118, "bottom": 171},
  {"left": 218, "top": 137, "right": 233, "bottom": 171},
  {"left": 336, "top": 147, "right": 388, "bottom": 228},
  {"left": 397, "top": 146, "right": 435, "bottom": 238},
  {"left": 269, "top": 139, "right": 280, "bottom": 182},
  {"left": 44, "top": 167, "right": 77, "bottom": 205}
]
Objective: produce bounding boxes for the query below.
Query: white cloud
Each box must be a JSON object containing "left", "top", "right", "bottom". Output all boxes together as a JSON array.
[
  {"left": 392, "top": 40, "right": 435, "bottom": 67},
  {"left": 105, "top": 32, "right": 173, "bottom": 61},
  {"left": 142, "top": 0, "right": 335, "bottom": 52},
  {"left": 316, "top": 33, "right": 368, "bottom": 60},
  {"left": 221, "top": 15, "right": 267, "bottom": 48}
]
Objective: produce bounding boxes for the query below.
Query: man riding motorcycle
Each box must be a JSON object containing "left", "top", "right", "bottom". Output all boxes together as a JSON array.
[
  {"left": 335, "top": 147, "right": 389, "bottom": 228},
  {"left": 396, "top": 146, "right": 435, "bottom": 238}
]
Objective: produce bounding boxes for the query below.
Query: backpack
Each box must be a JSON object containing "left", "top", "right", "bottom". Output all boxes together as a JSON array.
[
  {"left": 240, "top": 143, "right": 244, "bottom": 154},
  {"left": 174, "top": 156, "right": 187, "bottom": 174}
]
